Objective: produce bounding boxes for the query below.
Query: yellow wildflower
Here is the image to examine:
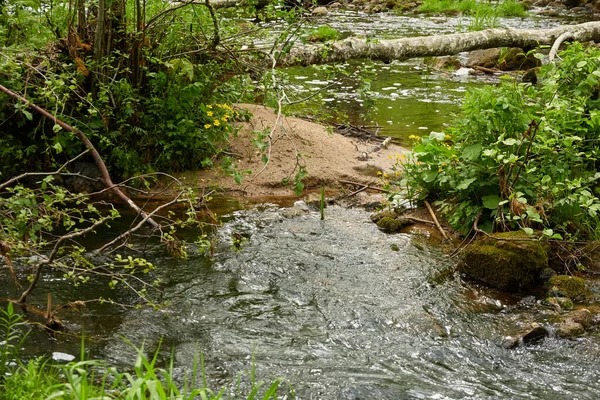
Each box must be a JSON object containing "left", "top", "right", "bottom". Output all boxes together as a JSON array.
[
  {"left": 438, "top": 167, "right": 443, "bottom": 172},
  {"left": 207, "top": 105, "right": 213, "bottom": 109},
  {"left": 204, "top": 124, "right": 211, "bottom": 129},
  {"left": 377, "top": 171, "right": 383, "bottom": 176},
  {"left": 388, "top": 155, "right": 393, "bottom": 160},
  {"left": 207, "top": 111, "right": 213, "bottom": 117},
  {"left": 214, "top": 120, "right": 220, "bottom": 126},
  {"left": 409, "top": 134, "right": 420, "bottom": 141}
]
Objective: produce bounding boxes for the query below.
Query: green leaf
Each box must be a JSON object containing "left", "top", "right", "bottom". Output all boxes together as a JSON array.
[
  {"left": 429, "top": 131, "right": 446, "bottom": 141},
  {"left": 482, "top": 194, "right": 501, "bottom": 209},
  {"left": 461, "top": 144, "right": 482, "bottom": 161},
  {"left": 456, "top": 177, "right": 476, "bottom": 190},
  {"left": 522, "top": 227, "right": 534, "bottom": 235},
  {"left": 422, "top": 170, "right": 438, "bottom": 183},
  {"left": 576, "top": 60, "right": 588, "bottom": 68},
  {"left": 502, "top": 138, "right": 518, "bottom": 146}
]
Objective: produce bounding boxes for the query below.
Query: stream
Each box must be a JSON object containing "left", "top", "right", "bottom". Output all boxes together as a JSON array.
[
  {"left": 7, "top": 204, "right": 600, "bottom": 399},
  {"left": 4, "top": 8, "right": 600, "bottom": 400}
]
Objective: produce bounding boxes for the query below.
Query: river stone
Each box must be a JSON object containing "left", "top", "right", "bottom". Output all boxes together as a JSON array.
[
  {"left": 522, "top": 323, "right": 550, "bottom": 344},
  {"left": 503, "top": 323, "right": 549, "bottom": 349},
  {"left": 459, "top": 232, "right": 549, "bottom": 292},
  {"left": 376, "top": 216, "right": 414, "bottom": 233},
  {"left": 312, "top": 6, "right": 328, "bottom": 15},
  {"left": 555, "top": 297, "right": 575, "bottom": 311},
  {"left": 467, "top": 48, "right": 540, "bottom": 71},
  {"left": 565, "top": 309, "right": 593, "bottom": 329},
  {"left": 430, "top": 56, "right": 462, "bottom": 71},
  {"left": 370, "top": 210, "right": 397, "bottom": 223},
  {"left": 547, "top": 275, "right": 588, "bottom": 302},
  {"left": 557, "top": 320, "right": 585, "bottom": 338}
]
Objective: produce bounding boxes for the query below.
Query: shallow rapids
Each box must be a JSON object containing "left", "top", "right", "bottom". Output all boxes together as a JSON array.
[{"left": 102, "top": 205, "right": 600, "bottom": 399}]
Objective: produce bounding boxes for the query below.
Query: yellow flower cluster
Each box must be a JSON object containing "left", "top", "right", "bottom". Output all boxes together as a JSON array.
[{"left": 202, "top": 104, "right": 239, "bottom": 129}]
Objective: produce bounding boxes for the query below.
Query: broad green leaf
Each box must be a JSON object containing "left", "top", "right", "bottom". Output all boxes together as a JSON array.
[
  {"left": 456, "top": 177, "right": 476, "bottom": 190},
  {"left": 542, "top": 229, "right": 553, "bottom": 237},
  {"left": 429, "top": 131, "right": 446, "bottom": 141},
  {"left": 422, "top": 170, "right": 438, "bottom": 183},
  {"left": 522, "top": 227, "right": 534, "bottom": 235},
  {"left": 461, "top": 144, "right": 482, "bottom": 161},
  {"left": 482, "top": 194, "right": 501, "bottom": 209},
  {"left": 502, "top": 138, "right": 518, "bottom": 146}
]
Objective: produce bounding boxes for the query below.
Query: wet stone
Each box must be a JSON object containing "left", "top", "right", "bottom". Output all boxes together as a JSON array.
[
  {"left": 565, "top": 309, "right": 593, "bottom": 329},
  {"left": 557, "top": 320, "right": 585, "bottom": 338},
  {"left": 547, "top": 275, "right": 588, "bottom": 302}
]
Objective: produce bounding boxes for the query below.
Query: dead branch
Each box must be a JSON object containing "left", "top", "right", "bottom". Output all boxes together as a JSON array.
[{"left": 424, "top": 200, "right": 449, "bottom": 240}]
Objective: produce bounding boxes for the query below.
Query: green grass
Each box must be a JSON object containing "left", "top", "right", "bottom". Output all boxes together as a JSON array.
[
  {"left": 304, "top": 25, "right": 341, "bottom": 43},
  {"left": 418, "top": 0, "right": 526, "bottom": 18}
]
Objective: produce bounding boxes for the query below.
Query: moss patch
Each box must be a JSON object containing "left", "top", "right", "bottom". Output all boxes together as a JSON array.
[
  {"left": 547, "top": 275, "right": 588, "bottom": 302},
  {"left": 459, "top": 232, "right": 548, "bottom": 291},
  {"left": 376, "top": 216, "right": 413, "bottom": 233}
]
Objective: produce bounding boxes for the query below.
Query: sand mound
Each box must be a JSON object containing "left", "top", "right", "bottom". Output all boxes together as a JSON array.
[{"left": 178, "top": 104, "right": 408, "bottom": 197}]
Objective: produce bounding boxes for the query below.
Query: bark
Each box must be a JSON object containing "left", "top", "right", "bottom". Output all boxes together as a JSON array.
[{"left": 276, "top": 21, "right": 600, "bottom": 66}]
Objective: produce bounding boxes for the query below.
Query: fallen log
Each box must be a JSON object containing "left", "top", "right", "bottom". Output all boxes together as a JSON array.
[{"left": 277, "top": 21, "right": 600, "bottom": 66}]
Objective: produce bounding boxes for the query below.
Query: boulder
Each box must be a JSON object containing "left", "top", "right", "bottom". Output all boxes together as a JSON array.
[
  {"left": 556, "top": 320, "right": 585, "bottom": 338},
  {"left": 460, "top": 232, "right": 549, "bottom": 291},
  {"left": 547, "top": 275, "right": 588, "bottom": 302},
  {"left": 370, "top": 210, "right": 397, "bottom": 223},
  {"left": 467, "top": 48, "right": 540, "bottom": 71},
  {"left": 502, "top": 323, "right": 549, "bottom": 349}
]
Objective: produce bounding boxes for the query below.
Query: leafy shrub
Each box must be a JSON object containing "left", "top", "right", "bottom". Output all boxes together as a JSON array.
[
  {"left": 397, "top": 43, "right": 600, "bottom": 239},
  {"left": 304, "top": 25, "right": 341, "bottom": 43}
]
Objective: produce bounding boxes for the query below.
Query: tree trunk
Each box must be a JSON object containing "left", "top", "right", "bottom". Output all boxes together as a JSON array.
[{"left": 276, "top": 21, "right": 600, "bottom": 66}]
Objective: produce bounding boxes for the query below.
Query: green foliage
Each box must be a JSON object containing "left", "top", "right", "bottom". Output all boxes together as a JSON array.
[
  {"left": 304, "top": 25, "right": 340, "bottom": 43},
  {"left": 398, "top": 43, "right": 600, "bottom": 239},
  {"left": 1, "top": 302, "right": 30, "bottom": 379},
  {"left": 418, "top": 0, "right": 526, "bottom": 20},
  {"left": 0, "top": 0, "right": 304, "bottom": 179}
]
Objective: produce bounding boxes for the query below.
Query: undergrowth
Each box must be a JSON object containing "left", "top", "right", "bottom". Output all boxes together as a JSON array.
[{"left": 388, "top": 43, "right": 600, "bottom": 241}]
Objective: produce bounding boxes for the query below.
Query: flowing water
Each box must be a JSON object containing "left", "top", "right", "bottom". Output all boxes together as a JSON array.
[
  {"left": 12, "top": 205, "right": 597, "bottom": 399},
  {"left": 111, "top": 206, "right": 600, "bottom": 398}
]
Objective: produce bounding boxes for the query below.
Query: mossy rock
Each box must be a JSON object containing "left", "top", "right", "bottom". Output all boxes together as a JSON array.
[
  {"left": 547, "top": 275, "right": 588, "bottom": 302},
  {"left": 459, "top": 232, "right": 548, "bottom": 291},
  {"left": 370, "top": 210, "right": 397, "bottom": 223},
  {"left": 376, "top": 216, "right": 413, "bottom": 233}
]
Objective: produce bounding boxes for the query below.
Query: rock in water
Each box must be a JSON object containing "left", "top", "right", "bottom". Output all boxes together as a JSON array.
[
  {"left": 312, "top": 6, "right": 328, "bottom": 15},
  {"left": 459, "top": 232, "right": 548, "bottom": 291},
  {"left": 557, "top": 320, "right": 585, "bottom": 338},
  {"left": 547, "top": 275, "right": 588, "bottom": 302}
]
